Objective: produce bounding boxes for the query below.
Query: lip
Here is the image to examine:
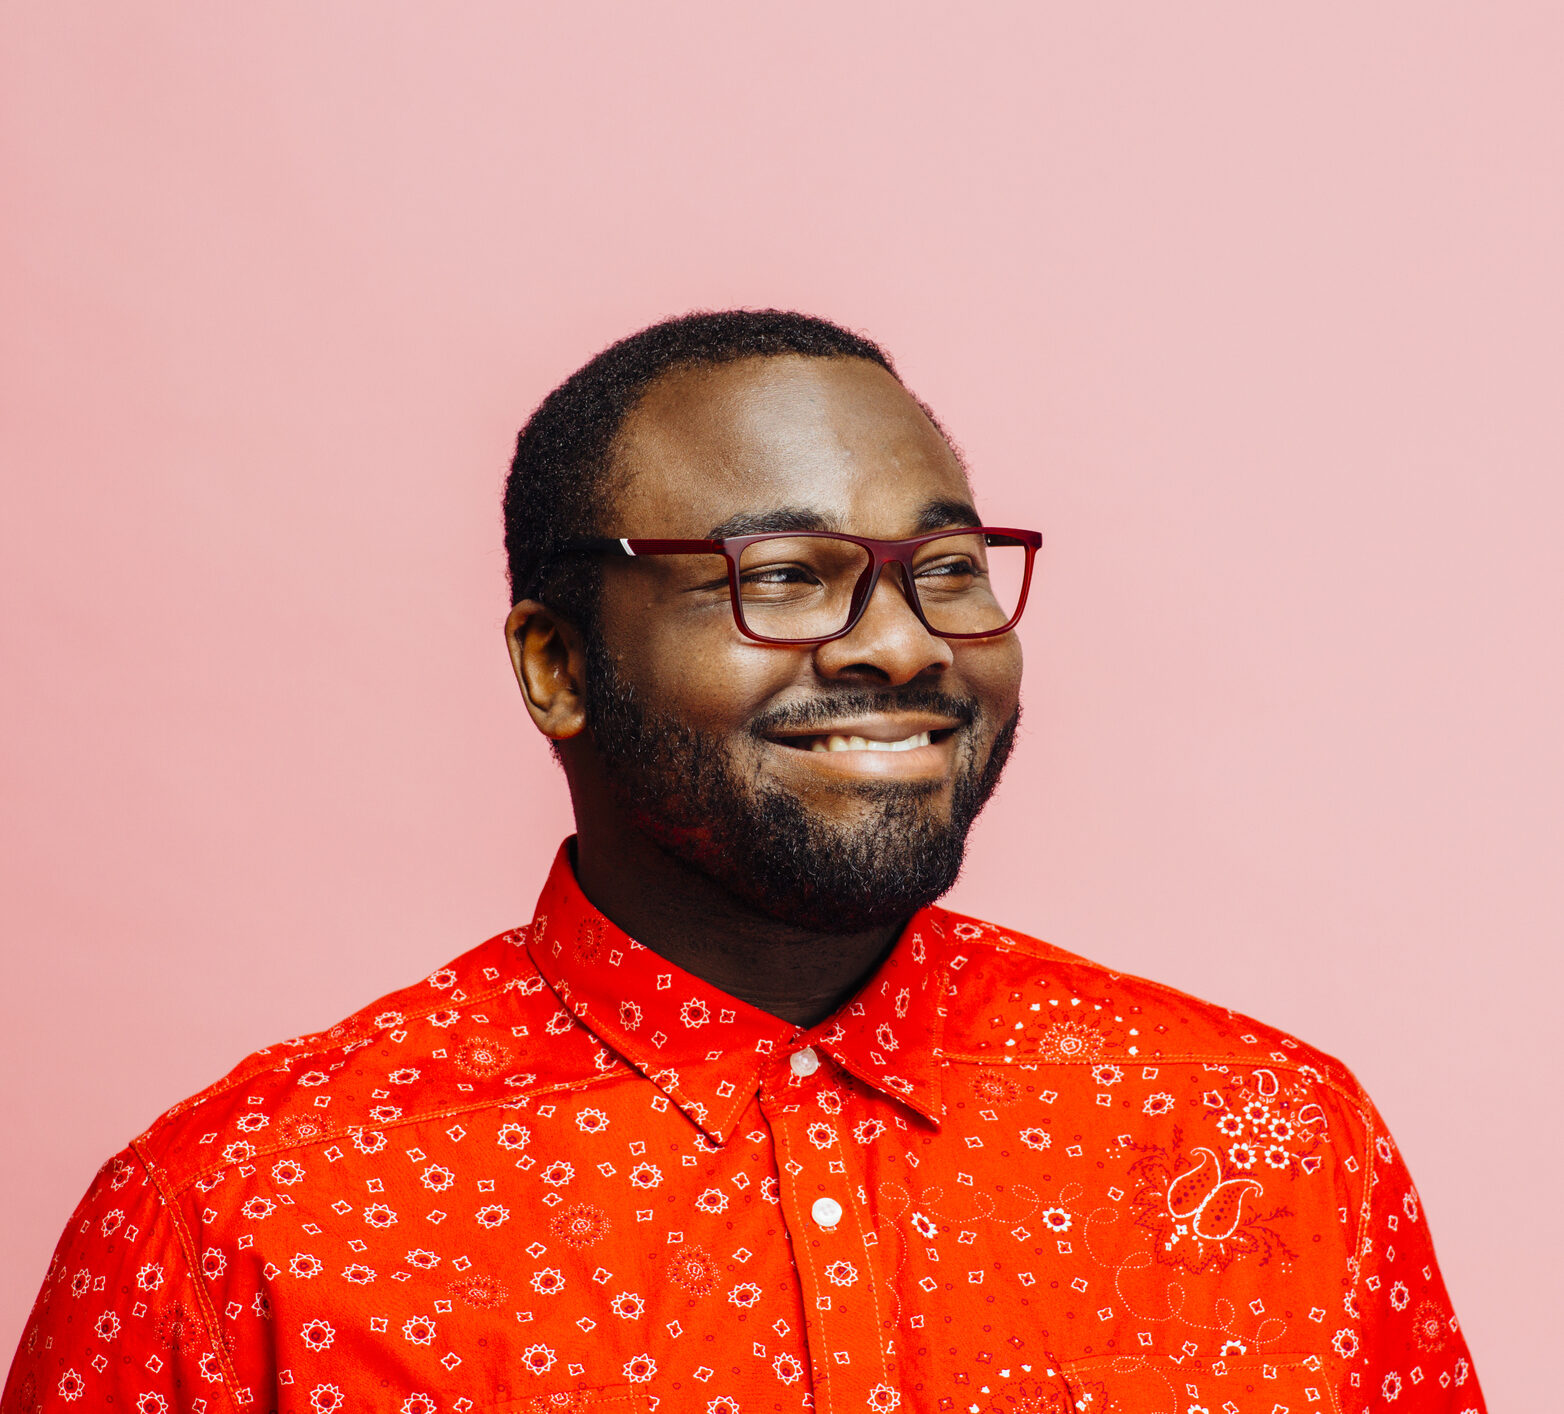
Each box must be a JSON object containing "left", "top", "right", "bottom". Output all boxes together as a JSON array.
[{"left": 761, "top": 714, "right": 963, "bottom": 781}]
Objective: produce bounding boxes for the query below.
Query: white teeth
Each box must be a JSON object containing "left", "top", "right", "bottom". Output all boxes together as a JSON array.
[{"left": 807, "top": 731, "right": 933, "bottom": 754}]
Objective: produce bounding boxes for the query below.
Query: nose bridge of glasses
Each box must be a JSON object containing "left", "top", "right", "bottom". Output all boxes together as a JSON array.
[
  {"left": 847, "top": 551, "right": 932, "bottom": 638},
  {"left": 825, "top": 540, "right": 944, "bottom": 638}
]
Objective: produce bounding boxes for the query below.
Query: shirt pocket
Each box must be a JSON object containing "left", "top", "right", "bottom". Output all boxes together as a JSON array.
[
  {"left": 487, "top": 1382, "right": 654, "bottom": 1413},
  {"left": 1060, "top": 1353, "right": 1339, "bottom": 1414}
]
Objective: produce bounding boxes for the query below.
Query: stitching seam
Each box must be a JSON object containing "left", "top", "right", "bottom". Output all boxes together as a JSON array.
[
  {"left": 166, "top": 1069, "right": 626, "bottom": 1199},
  {"left": 146, "top": 974, "right": 526, "bottom": 1131},
  {"left": 134, "top": 1141, "right": 244, "bottom": 1412}
]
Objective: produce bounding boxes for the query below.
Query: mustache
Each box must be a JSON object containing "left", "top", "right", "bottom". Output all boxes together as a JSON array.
[{"left": 748, "top": 688, "right": 979, "bottom": 739}]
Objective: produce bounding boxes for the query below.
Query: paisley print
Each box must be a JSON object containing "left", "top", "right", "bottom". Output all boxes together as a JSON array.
[{"left": 2, "top": 842, "right": 1483, "bottom": 1413}]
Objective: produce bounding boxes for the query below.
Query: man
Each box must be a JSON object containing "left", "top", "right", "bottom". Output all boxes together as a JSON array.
[{"left": 5, "top": 311, "right": 1482, "bottom": 1414}]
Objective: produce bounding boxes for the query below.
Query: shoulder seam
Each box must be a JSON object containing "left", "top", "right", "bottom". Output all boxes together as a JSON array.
[
  {"left": 164, "top": 1068, "right": 625, "bottom": 1199},
  {"left": 941, "top": 1050, "right": 1370, "bottom": 1112},
  {"left": 142, "top": 970, "right": 533, "bottom": 1147},
  {"left": 1347, "top": 1093, "right": 1377, "bottom": 1312},
  {"left": 132, "top": 1140, "right": 242, "bottom": 1413},
  {"left": 940, "top": 924, "right": 1342, "bottom": 1071}
]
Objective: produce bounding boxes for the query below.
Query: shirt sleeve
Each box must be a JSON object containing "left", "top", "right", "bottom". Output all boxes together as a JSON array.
[
  {"left": 1339, "top": 1092, "right": 1485, "bottom": 1413},
  {"left": 2, "top": 1146, "right": 232, "bottom": 1414}
]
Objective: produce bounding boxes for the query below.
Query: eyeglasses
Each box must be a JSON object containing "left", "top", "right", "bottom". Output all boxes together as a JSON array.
[{"left": 543, "top": 527, "right": 1042, "bottom": 646}]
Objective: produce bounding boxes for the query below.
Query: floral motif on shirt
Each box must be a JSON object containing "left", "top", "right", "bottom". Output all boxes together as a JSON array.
[{"left": 2, "top": 842, "right": 1484, "bottom": 1414}]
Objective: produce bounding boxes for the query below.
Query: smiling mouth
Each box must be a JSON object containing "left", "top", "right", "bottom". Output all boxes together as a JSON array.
[
  {"left": 767, "top": 726, "right": 959, "bottom": 756},
  {"left": 803, "top": 730, "right": 936, "bottom": 754},
  {"left": 755, "top": 701, "right": 970, "bottom": 775}
]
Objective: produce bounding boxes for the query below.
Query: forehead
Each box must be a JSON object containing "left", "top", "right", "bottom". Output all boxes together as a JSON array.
[{"left": 608, "top": 355, "right": 972, "bottom": 537}]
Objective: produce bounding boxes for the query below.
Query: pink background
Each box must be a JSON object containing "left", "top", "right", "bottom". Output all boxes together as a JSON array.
[{"left": 2, "top": 6, "right": 1559, "bottom": 1403}]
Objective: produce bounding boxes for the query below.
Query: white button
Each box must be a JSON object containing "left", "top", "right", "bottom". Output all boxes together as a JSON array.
[
  {"left": 789, "top": 1047, "right": 820, "bottom": 1077},
  {"left": 811, "top": 1197, "right": 843, "bottom": 1229}
]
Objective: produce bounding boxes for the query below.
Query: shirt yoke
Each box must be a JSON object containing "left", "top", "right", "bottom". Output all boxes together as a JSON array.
[
  {"left": 134, "top": 907, "right": 1376, "bottom": 1204},
  {"left": 937, "top": 906, "right": 1361, "bottom": 1090},
  {"left": 133, "top": 924, "right": 621, "bottom": 1198}
]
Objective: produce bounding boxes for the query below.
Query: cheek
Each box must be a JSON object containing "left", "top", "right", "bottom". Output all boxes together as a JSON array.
[
  {"left": 605, "top": 608, "right": 796, "bottom": 735},
  {"left": 661, "top": 656, "right": 782, "bottom": 731},
  {"left": 959, "top": 638, "right": 1024, "bottom": 727}
]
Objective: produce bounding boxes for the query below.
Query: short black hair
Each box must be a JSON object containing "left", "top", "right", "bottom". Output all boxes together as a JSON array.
[{"left": 502, "top": 309, "right": 899, "bottom": 629}]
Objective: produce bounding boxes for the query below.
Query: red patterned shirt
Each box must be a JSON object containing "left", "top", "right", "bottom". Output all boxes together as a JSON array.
[{"left": 5, "top": 843, "right": 1483, "bottom": 1414}]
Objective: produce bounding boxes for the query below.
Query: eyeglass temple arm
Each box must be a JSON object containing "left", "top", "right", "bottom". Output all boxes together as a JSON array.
[
  {"left": 523, "top": 536, "right": 728, "bottom": 601},
  {"left": 559, "top": 531, "right": 1040, "bottom": 557},
  {"left": 562, "top": 537, "right": 724, "bottom": 557}
]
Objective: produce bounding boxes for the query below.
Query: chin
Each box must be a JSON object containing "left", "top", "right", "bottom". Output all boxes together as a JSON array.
[{"left": 720, "top": 794, "right": 972, "bottom": 934}]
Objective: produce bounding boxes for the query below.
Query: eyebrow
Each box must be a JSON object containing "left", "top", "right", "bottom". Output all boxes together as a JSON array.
[
  {"left": 707, "top": 507, "right": 836, "bottom": 538},
  {"left": 914, "top": 498, "right": 982, "bottom": 533},
  {"left": 706, "top": 498, "right": 982, "bottom": 540}
]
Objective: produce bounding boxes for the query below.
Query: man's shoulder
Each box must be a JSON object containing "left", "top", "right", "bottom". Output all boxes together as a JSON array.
[
  {"left": 929, "top": 905, "right": 1362, "bottom": 1100},
  {"left": 131, "top": 923, "right": 595, "bottom": 1195}
]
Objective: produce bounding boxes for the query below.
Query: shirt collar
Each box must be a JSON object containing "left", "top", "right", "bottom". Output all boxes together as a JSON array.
[{"left": 525, "top": 840, "right": 950, "bottom": 1143}]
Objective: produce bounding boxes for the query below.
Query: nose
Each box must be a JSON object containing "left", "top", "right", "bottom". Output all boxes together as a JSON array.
[{"left": 812, "top": 562, "right": 953, "bottom": 685}]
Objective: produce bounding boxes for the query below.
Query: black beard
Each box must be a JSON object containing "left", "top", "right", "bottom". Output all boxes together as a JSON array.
[{"left": 582, "top": 637, "right": 1019, "bottom": 933}]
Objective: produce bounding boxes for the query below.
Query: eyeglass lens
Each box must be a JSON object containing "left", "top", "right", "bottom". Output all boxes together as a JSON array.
[{"left": 734, "top": 533, "right": 1027, "bottom": 639}]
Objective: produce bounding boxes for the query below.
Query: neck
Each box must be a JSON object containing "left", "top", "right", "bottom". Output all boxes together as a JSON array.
[{"left": 568, "top": 814, "right": 905, "bottom": 1030}]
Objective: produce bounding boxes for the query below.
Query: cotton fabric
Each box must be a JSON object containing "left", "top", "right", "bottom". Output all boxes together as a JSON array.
[{"left": 3, "top": 843, "right": 1483, "bottom": 1413}]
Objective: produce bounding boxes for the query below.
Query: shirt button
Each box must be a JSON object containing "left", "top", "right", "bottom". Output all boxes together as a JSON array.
[
  {"left": 789, "top": 1047, "right": 820, "bottom": 1077},
  {"left": 811, "top": 1197, "right": 843, "bottom": 1229}
]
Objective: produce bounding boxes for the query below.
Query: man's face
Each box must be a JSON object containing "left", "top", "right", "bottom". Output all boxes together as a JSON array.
[{"left": 579, "top": 354, "right": 1024, "bottom": 932}]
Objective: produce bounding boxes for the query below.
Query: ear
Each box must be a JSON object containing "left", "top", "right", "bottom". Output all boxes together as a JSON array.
[{"left": 504, "top": 600, "right": 588, "bottom": 741}]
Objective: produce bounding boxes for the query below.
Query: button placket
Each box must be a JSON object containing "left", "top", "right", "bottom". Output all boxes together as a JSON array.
[{"left": 761, "top": 1050, "right": 901, "bottom": 1414}]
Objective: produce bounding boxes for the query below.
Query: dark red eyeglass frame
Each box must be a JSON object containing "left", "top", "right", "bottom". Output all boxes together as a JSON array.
[{"left": 543, "top": 527, "right": 1042, "bottom": 645}]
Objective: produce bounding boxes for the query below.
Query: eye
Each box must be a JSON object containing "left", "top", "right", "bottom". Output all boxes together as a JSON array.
[
  {"left": 741, "top": 563, "right": 817, "bottom": 586},
  {"left": 736, "top": 560, "right": 826, "bottom": 605},
  {"left": 914, "top": 555, "right": 983, "bottom": 583}
]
